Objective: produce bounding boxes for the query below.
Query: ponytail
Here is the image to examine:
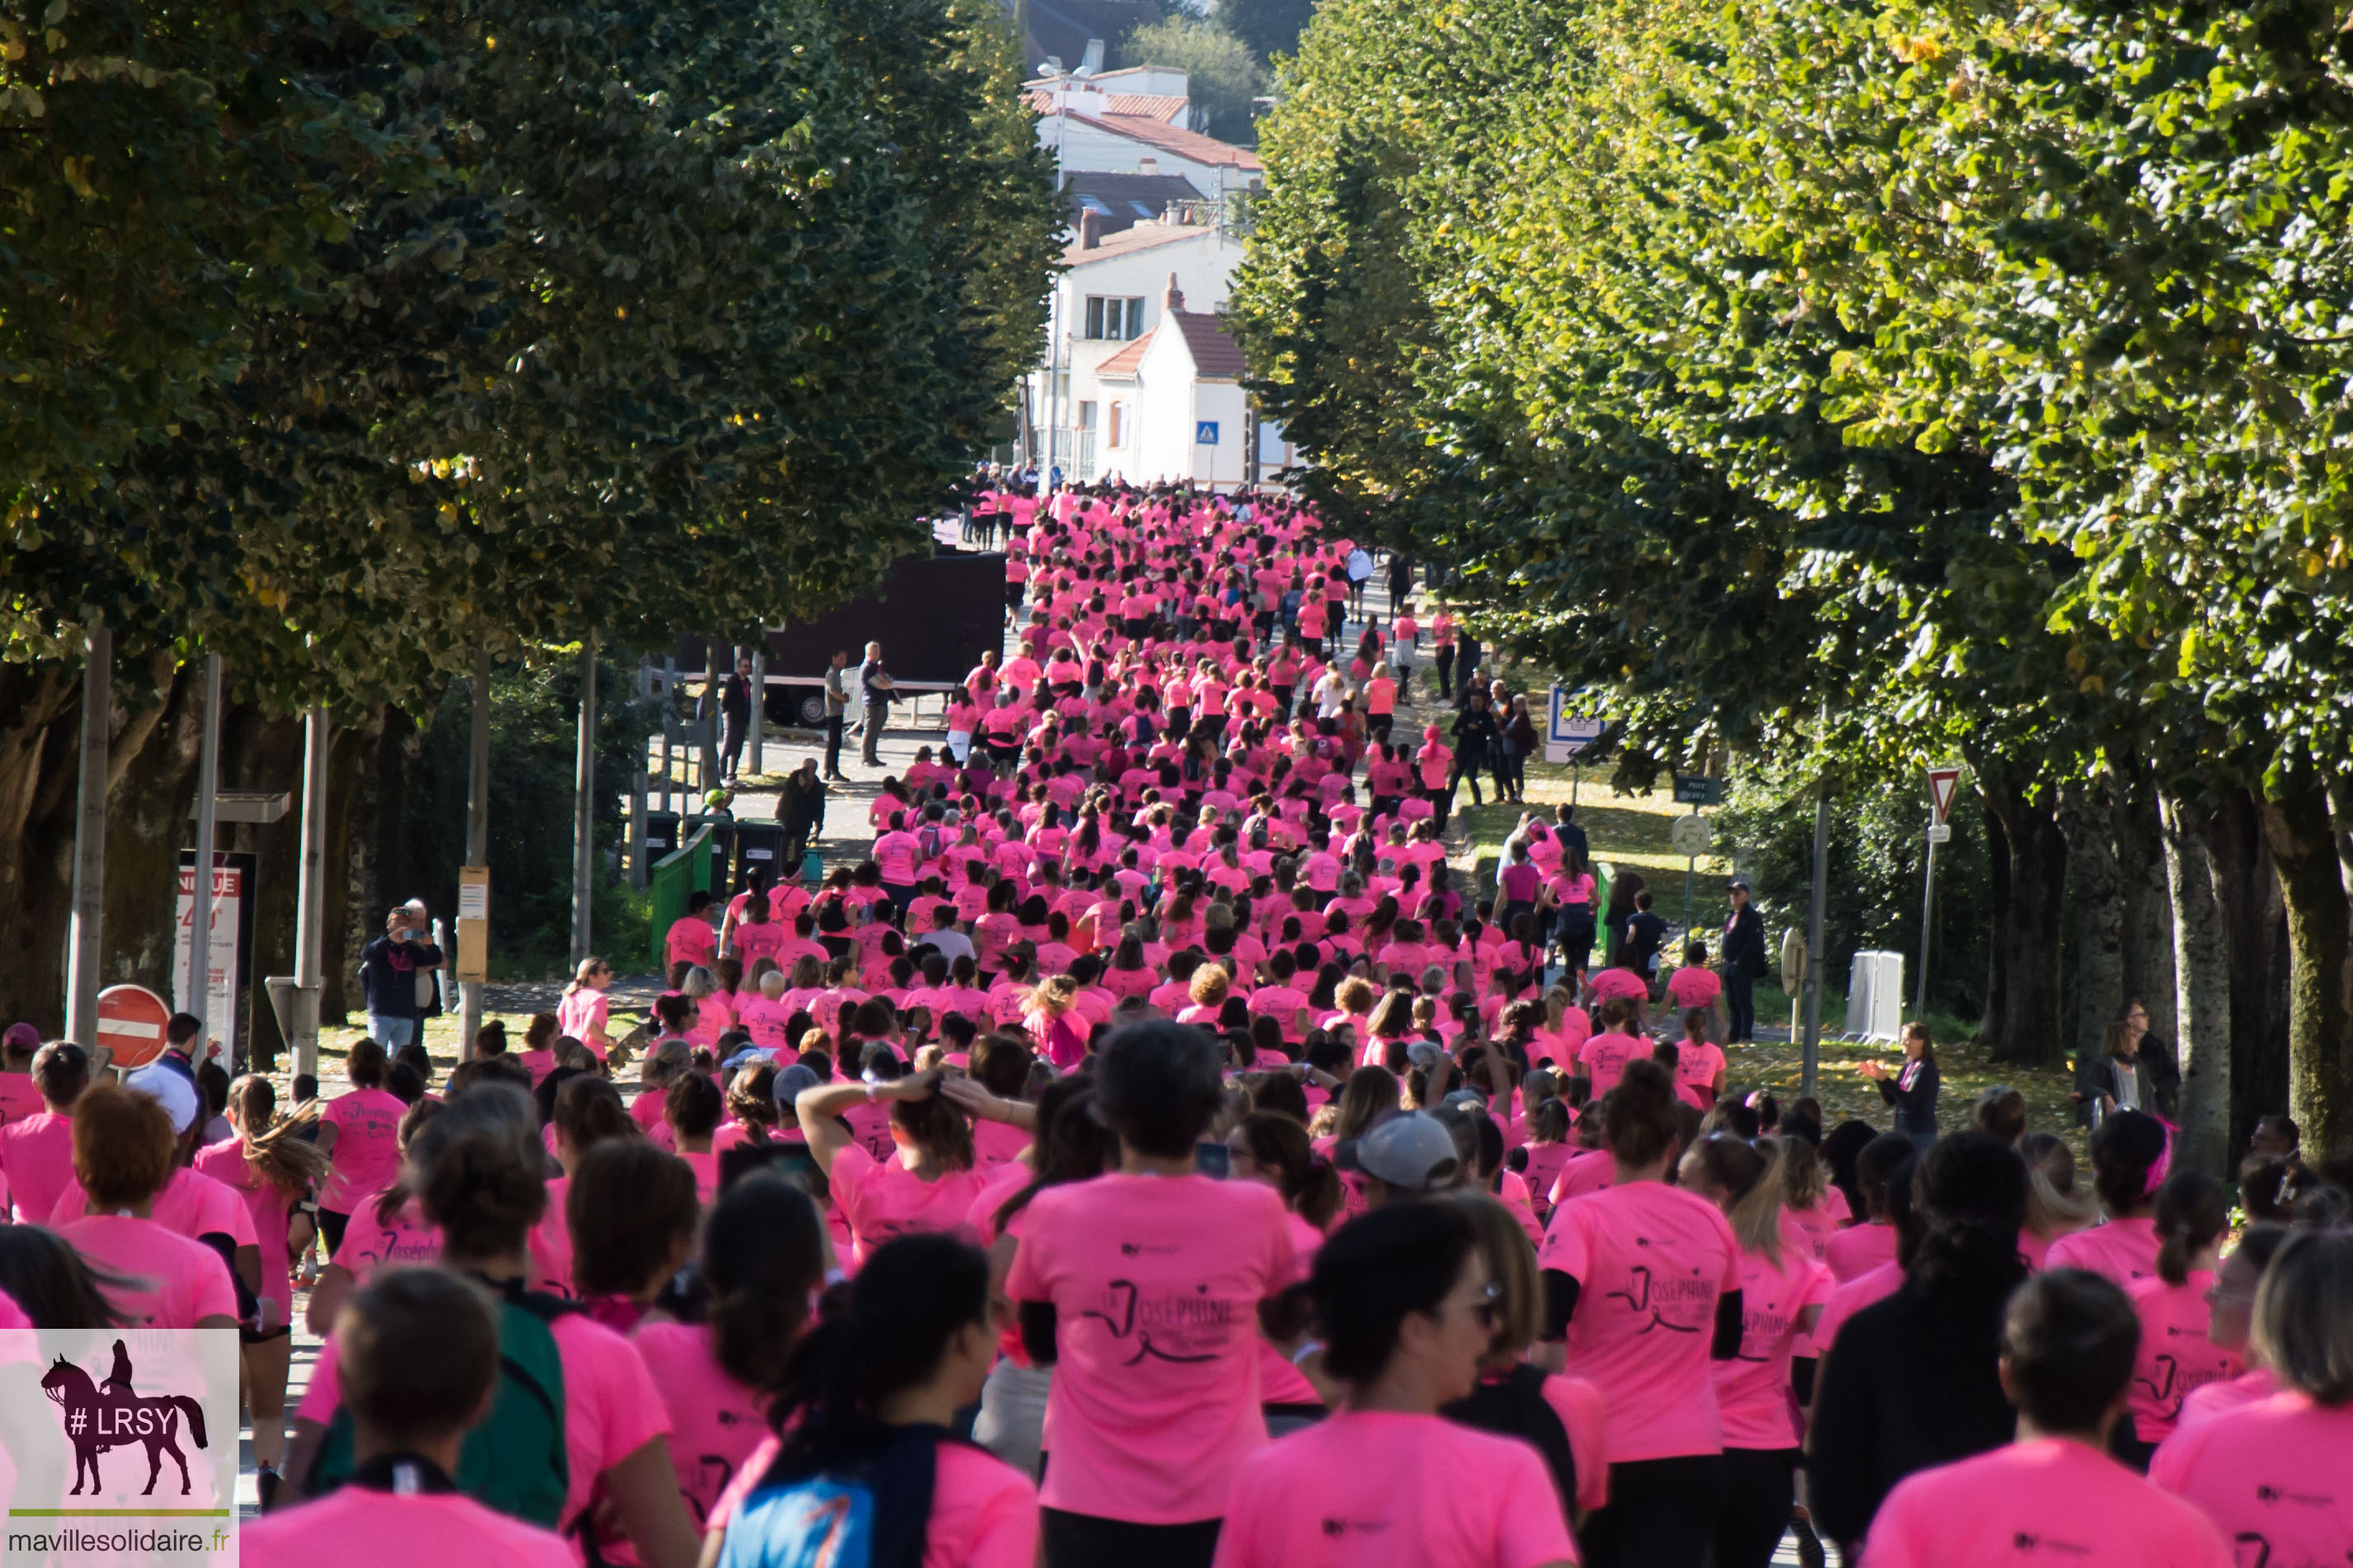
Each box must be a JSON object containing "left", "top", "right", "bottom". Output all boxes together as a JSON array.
[
  {"left": 231, "top": 1075, "right": 330, "bottom": 1198},
  {"left": 2154, "top": 1169, "right": 2228, "bottom": 1288},
  {"left": 768, "top": 1235, "right": 991, "bottom": 1453},
  {"left": 706, "top": 1175, "right": 828, "bottom": 1396},
  {"left": 1690, "top": 1133, "right": 1785, "bottom": 1265}
]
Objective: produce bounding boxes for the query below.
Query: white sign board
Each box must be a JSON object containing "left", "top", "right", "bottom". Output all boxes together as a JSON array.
[
  {"left": 173, "top": 855, "right": 245, "bottom": 1063},
  {"left": 1926, "top": 822, "right": 1953, "bottom": 845},
  {"left": 1546, "top": 687, "right": 1610, "bottom": 751},
  {"left": 1670, "top": 813, "right": 1713, "bottom": 857}
]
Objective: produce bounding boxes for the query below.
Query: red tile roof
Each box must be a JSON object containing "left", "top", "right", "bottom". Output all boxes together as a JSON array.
[
  {"left": 1024, "top": 89, "right": 1190, "bottom": 123},
  {"left": 1059, "top": 112, "right": 1264, "bottom": 171},
  {"left": 1089, "top": 311, "right": 1244, "bottom": 380},
  {"left": 1060, "top": 220, "right": 1216, "bottom": 266},
  {"left": 1094, "top": 331, "right": 1153, "bottom": 377}
]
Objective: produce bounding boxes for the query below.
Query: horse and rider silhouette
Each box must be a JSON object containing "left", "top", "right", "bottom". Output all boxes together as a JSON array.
[{"left": 38, "top": 1340, "right": 210, "bottom": 1497}]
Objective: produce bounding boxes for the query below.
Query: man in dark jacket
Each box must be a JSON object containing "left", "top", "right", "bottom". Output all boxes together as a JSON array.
[
  {"left": 776, "top": 757, "right": 827, "bottom": 871},
  {"left": 358, "top": 908, "right": 442, "bottom": 1048},
  {"left": 1719, "top": 878, "right": 1767, "bottom": 1043},
  {"left": 719, "top": 654, "right": 753, "bottom": 781}
]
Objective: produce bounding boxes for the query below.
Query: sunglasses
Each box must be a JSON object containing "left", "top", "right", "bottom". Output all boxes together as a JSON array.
[{"left": 1437, "top": 1279, "right": 1505, "bottom": 1330}]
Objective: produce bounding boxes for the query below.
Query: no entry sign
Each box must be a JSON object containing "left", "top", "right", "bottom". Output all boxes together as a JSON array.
[{"left": 96, "top": 983, "right": 172, "bottom": 1069}]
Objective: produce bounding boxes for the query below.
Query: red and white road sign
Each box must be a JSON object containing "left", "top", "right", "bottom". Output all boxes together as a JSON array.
[
  {"left": 96, "top": 983, "right": 172, "bottom": 1069},
  {"left": 1926, "top": 765, "right": 1963, "bottom": 825}
]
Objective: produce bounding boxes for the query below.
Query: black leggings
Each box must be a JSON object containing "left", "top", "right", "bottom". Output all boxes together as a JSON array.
[
  {"left": 318, "top": 1208, "right": 351, "bottom": 1260},
  {"left": 1040, "top": 1510, "right": 1220, "bottom": 1568},
  {"left": 1715, "top": 1448, "right": 1797, "bottom": 1568},
  {"left": 1581, "top": 1453, "right": 1723, "bottom": 1568}
]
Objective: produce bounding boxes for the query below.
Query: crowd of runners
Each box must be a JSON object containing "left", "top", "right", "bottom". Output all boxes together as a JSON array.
[{"left": 1, "top": 483, "right": 2349, "bottom": 1568}]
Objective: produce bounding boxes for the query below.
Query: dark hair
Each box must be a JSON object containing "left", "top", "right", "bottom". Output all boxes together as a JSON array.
[
  {"left": 407, "top": 1083, "right": 548, "bottom": 1261},
  {"left": 769, "top": 1234, "right": 992, "bottom": 1449},
  {"left": 665, "top": 1073, "right": 724, "bottom": 1140},
  {"left": 31, "top": 1041, "right": 89, "bottom": 1108},
  {"left": 995, "top": 1079, "right": 1117, "bottom": 1232},
  {"left": 568, "top": 1142, "right": 700, "bottom": 1298},
  {"left": 1855, "top": 1132, "right": 1915, "bottom": 1222},
  {"left": 2154, "top": 1170, "right": 2228, "bottom": 1287},
  {"left": 0, "top": 1225, "right": 121, "bottom": 1328},
  {"left": 2088, "top": 1111, "right": 2167, "bottom": 1215},
  {"left": 705, "top": 1175, "right": 829, "bottom": 1394},
  {"left": 476, "top": 1020, "right": 509, "bottom": 1057},
  {"left": 970, "top": 1034, "right": 1034, "bottom": 1099},
  {"left": 72, "top": 1084, "right": 177, "bottom": 1210},
  {"left": 1602, "top": 1057, "right": 1681, "bottom": 1167},
  {"left": 1973, "top": 1086, "right": 2026, "bottom": 1143},
  {"left": 1249, "top": 1071, "right": 1310, "bottom": 1124},
  {"left": 347, "top": 1037, "right": 388, "bottom": 1090},
  {"left": 553, "top": 1075, "right": 640, "bottom": 1155},
  {"left": 337, "top": 1267, "right": 501, "bottom": 1448},
  {"left": 1096, "top": 1021, "right": 1223, "bottom": 1158},
  {"left": 2002, "top": 1269, "right": 2140, "bottom": 1434},
  {"left": 1311, "top": 1202, "right": 1478, "bottom": 1381},
  {"left": 1822, "top": 1118, "right": 1879, "bottom": 1221},
  {"left": 1231, "top": 1112, "right": 1344, "bottom": 1229},
  {"left": 1903, "top": 1132, "right": 2029, "bottom": 1354}
]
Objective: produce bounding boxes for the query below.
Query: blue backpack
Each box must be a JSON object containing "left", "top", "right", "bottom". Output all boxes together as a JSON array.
[{"left": 717, "top": 1424, "right": 944, "bottom": 1568}]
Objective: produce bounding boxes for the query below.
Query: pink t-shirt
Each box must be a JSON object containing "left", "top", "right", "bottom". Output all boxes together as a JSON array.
[
  {"left": 1664, "top": 967, "right": 1722, "bottom": 1009},
  {"left": 1547, "top": 1151, "right": 1615, "bottom": 1209},
  {"left": 241, "top": 1482, "right": 578, "bottom": 1568},
  {"left": 1576, "top": 1033, "right": 1643, "bottom": 1099},
  {"left": 557, "top": 988, "right": 610, "bottom": 1044},
  {"left": 1874, "top": 1439, "right": 2230, "bottom": 1568},
  {"left": 51, "top": 1164, "right": 261, "bottom": 1250},
  {"left": 299, "top": 1304, "right": 672, "bottom": 1541},
  {"left": 2175, "top": 1367, "right": 2277, "bottom": 1429},
  {"left": 971, "top": 1120, "right": 1030, "bottom": 1172},
  {"left": 1713, "top": 1245, "right": 1833, "bottom": 1449},
  {"left": 2045, "top": 1216, "right": 2162, "bottom": 1288},
  {"left": 191, "top": 1137, "right": 299, "bottom": 1324},
  {"left": 328, "top": 1192, "right": 444, "bottom": 1280},
  {"left": 667, "top": 916, "right": 719, "bottom": 972},
  {"left": 0, "top": 1109, "right": 74, "bottom": 1224},
  {"left": 321, "top": 1085, "right": 409, "bottom": 1213},
  {"left": 55, "top": 1214, "right": 238, "bottom": 1326},
  {"left": 1539, "top": 1180, "right": 1742, "bottom": 1462},
  {"left": 1588, "top": 968, "right": 1648, "bottom": 1004},
  {"left": 1824, "top": 1219, "right": 1898, "bottom": 1283},
  {"left": 710, "top": 1431, "right": 1039, "bottom": 1568},
  {"left": 1006, "top": 1172, "right": 1298, "bottom": 1523},
  {"left": 1211, "top": 1410, "right": 1578, "bottom": 1568},
  {"left": 2151, "top": 1390, "right": 2353, "bottom": 1560},
  {"left": 2125, "top": 1274, "right": 2242, "bottom": 1444},
  {"left": 632, "top": 1321, "right": 766, "bottom": 1528},
  {"left": 1672, "top": 1040, "right": 1725, "bottom": 1110},
  {"left": 828, "top": 1142, "right": 988, "bottom": 1264}
]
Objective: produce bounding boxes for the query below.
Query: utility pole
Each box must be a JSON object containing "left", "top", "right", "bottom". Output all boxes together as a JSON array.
[
  {"left": 1801, "top": 781, "right": 1830, "bottom": 1101},
  {"left": 291, "top": 704, "right": 329, "bottom": 1078},
  {"left": 459, "top": 650, "right": 490, "bottom": 1057},
  {"left": 64, "top": 621, "right": 110, "bottom": 1051},
  {"left": 187, "top": 653, "right": 224, "bottom": 1037},
  {"left": 571, "top": 633, "right": 598, "bottom": 969}
]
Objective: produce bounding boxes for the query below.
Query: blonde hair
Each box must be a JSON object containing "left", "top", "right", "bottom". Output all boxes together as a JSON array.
[
  {"left": 1190, "top": 965, "right": 1232, "bottom": 1006},
  {"left": 564, "top": 958, "right": 605, "bottom": 996},
  {"left": 1030, "top": 974, "right": 1078, "bottom": 1017}
]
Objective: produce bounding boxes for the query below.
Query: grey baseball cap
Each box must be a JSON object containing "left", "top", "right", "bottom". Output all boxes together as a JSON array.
[
  {"left": 1335, "top": 1112, "right": 1459, "bottom": 1192},
  {"left": 773, "top": 1063, "right": 822, "bottom": 1105}
]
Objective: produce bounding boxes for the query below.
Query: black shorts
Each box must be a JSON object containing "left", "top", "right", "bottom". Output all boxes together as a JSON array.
[
  {"left": 241, "top": 1322, "right": 294, "bottom": 1347},
  {"left": 1040, "top": 1511, "right": 1221, "bottom": 1568},
  {"left": 1006, "top": 581, "right": 1026, "bottom": 608}
]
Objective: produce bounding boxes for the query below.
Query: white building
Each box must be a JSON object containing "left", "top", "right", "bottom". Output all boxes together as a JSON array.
[
  {"left": 1030, "top": 73, "right": 1265, "bottom": 201},
  {"left": 1095, "top": 275, "right": 1249, "bottom": 487},
  {"left": 1033, "top": 210, "right": 1247, "bottom": 484}
]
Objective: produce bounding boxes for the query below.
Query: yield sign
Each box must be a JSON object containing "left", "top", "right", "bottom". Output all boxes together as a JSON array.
[{"left": 1926, "top": 765, "right": 1964, "bottom": 825}]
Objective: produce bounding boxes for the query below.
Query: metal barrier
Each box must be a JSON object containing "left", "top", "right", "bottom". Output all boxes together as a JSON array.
[{"left": 648, "top": 824, "right": 718, "bottom": 968}]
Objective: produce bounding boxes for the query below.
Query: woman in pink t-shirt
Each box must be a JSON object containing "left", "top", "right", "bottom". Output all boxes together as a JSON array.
[
  {"left": 315, "top": 1038, "right": 408, "bottom": 1260},
  {"left": 1869, "top": 1270, "right": 2230, "bottom": 1568},
  {"left": 280, "top": 1084, "right": 700, "bottom": 1568},
  {"left": 559, "top": 958, "right": 616, "bottom": 1059},
  {"left": 704, "top": 1234, "right": 1039, "bottom": 1568},
  {"left": 1217, "top": 1199, "right": 1579, "bottom": 1568},
  {"left": 192, "top": 1076, "right": 331, "bottom": 1486},
  {"left": 54, "top": 1085, "right": 241, "bottom": 1330},
  {"left": 2120, "top": 1170, "right": 2241, "bottom": 1464},
  {"left": 1681, "top": 1135, "right": 1832, "bottom": 1568},
  {"left": 1007, "top": 1021, "right": 1299, "bottom": 1568},
  {"left": 2150, "top": 1227, "right": 2353, "bottom": 1559},
  {"left": 1536, "top": 1057, "right": 1743, "bottom": 1568},
  {"left": 2047, "top": 1110, "right": 2167, "bottom": 1287},
  {"left": 795, "top": 1069, "right": 996, "bottom": 1265},
  {"left": 0, "top": 1038, "right": 86, "bottom": 1224}
]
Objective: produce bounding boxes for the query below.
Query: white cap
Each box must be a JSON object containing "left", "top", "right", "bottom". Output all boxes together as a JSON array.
[{"left": 124, "top": 1062, "right": 200, "bottom": 1135}]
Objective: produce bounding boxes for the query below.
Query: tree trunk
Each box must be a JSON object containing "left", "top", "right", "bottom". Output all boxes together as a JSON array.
[
  {"left": 2119, "top": 782, "right": 2176, "bottom": 1051},
  {"left": 0, "top": 665, "right": 89, "bottom": 1032},
  {"left": 1980, "top": 795, "right": 2011, "bottom": 1049},
  {"left": 2207, "top": 788, "right": 2289, "bottom": 1154},
  {"left": 2160, "top": 786, "right": 2232, "bottom": 1175},
  {"left": 2061, "top": 778, "right": 2126, "bottom": 1081},
  {"left": 2259, "top": 781, "right": 2353, "bottom": 1151},
  {"left": 1978, "top": 762, "right": 2069, "bottom": 1066}
]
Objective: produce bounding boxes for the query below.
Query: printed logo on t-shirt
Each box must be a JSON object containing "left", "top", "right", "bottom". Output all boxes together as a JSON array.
[
  {"left": 2252, "top": 1482, "right": 2336, "bottom": 1507},
  {"left": 1602, "top": 1261, "right": 1710, "bottom": 1333},
  {"left": 2008, "top": 1532, "right": 2095, "bottom": 1557},
  {"left": 1319, "top": 1516, "right": 1394, "bottom": 1539},
  {"left": 1081, "top": 1278, "right": 1233, "bottom": 1364}
]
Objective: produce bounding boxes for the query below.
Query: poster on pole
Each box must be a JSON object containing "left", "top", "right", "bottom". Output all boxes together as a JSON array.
[{"left": 174, "top": 850, "right": 257, "bottom": 1067}]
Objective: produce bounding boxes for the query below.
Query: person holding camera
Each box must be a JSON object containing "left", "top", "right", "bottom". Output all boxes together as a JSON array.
[{"left": 358, "top": 908, "right": 441, "bottom": 1049}]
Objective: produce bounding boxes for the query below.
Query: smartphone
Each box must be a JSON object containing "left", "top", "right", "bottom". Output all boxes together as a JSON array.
[{"left": 1194, "top": 1141, "right": 1231, "bottom": 1180}]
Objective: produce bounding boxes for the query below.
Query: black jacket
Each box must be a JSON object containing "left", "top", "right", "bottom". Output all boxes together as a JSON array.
[
  {"left": 721, "top": 672, "right": 751, "bottom": 723},
  {"left": 776, "top": 774, "right": 826, "bottom": 831},
  {"left": 1721, "top": 902, "right": 1767, "bottom": 977},
  {"left": 1810, "top": 1286, "right": 2015, "bottom": 1549},
  {"left": 1451, "top": 706, "right": 1499, "bottom": 761}
]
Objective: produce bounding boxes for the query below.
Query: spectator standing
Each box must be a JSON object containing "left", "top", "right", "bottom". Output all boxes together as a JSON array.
[
  {"left": 1719, "top": 879, "right": 1766, "bottom": 1044},
  {"left": 719, "top": 655, "right": 752, "bottom": 782},
  {"left": 821, "top": 649, "right": 851, "bottom": 781},
  {"left": 358, "top": 910, "right": 441, "bottom": 1049},
  {"left": 776, "top": 757, "right": 826, "bottom": 871},
  {"left": 859, "top": 641, "right": 895, "bottom": 769}
]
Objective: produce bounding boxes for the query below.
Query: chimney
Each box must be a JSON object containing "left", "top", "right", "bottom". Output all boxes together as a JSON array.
[
  {"left": 1079, "top": 38, "right": 1106, "bottom": 73},
  {"left": 1137, "top": 155, "right": 1159, "bottom": 177},
  {"left": 1165, "top": 271, "right": 1185, "bottom": 313},
  {"left": 1078, "top": 209, "right": 1104, "bottom": 250}
]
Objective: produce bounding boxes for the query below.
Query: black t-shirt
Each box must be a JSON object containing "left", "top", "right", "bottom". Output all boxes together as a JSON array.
[{"left": 1623, "top": 911, "right": 1667, "bottom": 971}]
